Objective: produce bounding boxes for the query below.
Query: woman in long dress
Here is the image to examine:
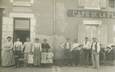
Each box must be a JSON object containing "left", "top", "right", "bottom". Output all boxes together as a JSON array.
[
  {"left": 42, "top": 39, "right": 50, "bottom": 52},
  {"left": 1, "top": 36, "right": 15, "bottom": 67},
  {"left": 41, "top": 39, "right": 51, "bottom": 64},
  {"left": 32, "top": 38, "right": 42, "bottom": 66}
]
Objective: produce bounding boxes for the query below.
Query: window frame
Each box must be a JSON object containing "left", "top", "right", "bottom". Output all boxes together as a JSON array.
[{"left": 10, "top": 0, "right": 34, "bottom": 7}]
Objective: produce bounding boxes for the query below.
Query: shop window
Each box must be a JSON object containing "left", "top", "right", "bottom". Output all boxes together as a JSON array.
[{"left": 109, "top": 0, "right": 115, "bottom": 8}]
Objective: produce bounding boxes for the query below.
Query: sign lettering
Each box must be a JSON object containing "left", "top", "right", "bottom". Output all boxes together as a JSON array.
[{"left": 67, "top": 9, "right": 115, "bottom": 18}]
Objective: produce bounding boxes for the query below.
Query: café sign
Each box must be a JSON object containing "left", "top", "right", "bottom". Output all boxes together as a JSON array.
[{"left": 67, "top": 9, "right": 115, "bottom": 18}]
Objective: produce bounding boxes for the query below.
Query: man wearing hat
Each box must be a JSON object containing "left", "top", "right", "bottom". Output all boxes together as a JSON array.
[{"left": 91, "top": 38, "right": 100, "bottom": 69}]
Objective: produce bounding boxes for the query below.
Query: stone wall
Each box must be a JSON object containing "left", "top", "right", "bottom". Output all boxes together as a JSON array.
[
  {"left": 1, "top": 0, "right": 115, "bottom": 47},
  {"left": 2, "top": 17, "right": 13, "bottom": 48}
]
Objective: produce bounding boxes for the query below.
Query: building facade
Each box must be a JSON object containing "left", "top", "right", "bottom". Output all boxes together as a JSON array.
[{"left": 0, "top": 0, "right": 115, "bottom": 49}]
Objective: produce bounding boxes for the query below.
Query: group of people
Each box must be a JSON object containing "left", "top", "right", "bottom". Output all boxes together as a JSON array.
[
  {"left": 1, "top": 36, "right": 115, "bottom": 69},
  {"left": 55, "top": 37, "right": 101, "bottom": 69},
  {"left": 1, "top": 36, "right": 51, "bottom": 67}
]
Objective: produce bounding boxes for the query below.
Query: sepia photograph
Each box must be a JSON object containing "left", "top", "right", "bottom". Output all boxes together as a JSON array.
[{"left": 0, "top": 0, "right": 115, "bottom": 72}]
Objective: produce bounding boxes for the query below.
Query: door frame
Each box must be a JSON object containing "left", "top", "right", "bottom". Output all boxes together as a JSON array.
[
  {"left": 9, "top": 13, "right": 36, "bottom": 42},
  {"left": 13, "top": 17, "right": 30, "bottom": 42},
  {"left": 0, "top": 8, "right": 3, "bottom": 66},
  {"left": 78, "top": 19, "right": 102, "bottom": 42},
  {"left": 83, "top": 20, "right": 101, "bottom": 39}
]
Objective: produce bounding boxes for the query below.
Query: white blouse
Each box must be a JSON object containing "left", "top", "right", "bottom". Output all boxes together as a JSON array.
[
  {"left": 23, "top": 42, "right": 32, "bottom": 53},
  {"left": 32, "top": 42, "right": 42, "bottom": 52},
  {"left": 14, "top": 41, "right": 23, "bottom": 51}
]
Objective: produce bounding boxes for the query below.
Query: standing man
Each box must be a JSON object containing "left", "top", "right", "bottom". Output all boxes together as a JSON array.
[
  {"left": 82, "top": 37, "right": 91, "bottom": 66},
  {"left": 13, "top": 38, "right": 23, "bottom": 67},
  {"left": 23, "top": 37, "right": 32, "bottom": 66},
  {"left": 91, "top": 38, "right": 100, "bottom": 69},
  {"left": 32, "top": 38, "right": 42, "bottom": 66},
  {"left": 71, "top": 39, "right": 81, "bottom": 66},
  {"left": 63, "top": 38, "right": 72, "bottom": 66}
]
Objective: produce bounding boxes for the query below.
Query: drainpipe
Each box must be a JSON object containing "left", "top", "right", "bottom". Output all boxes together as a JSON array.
[{"left": 52, "top": 0, "right": 56, "bottom": 49}]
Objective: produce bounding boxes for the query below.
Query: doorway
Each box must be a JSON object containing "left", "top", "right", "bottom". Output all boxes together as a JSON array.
[
  {"left": 14, "top": 30, "right": 30, "bottom": 43},
  {"left": 13, "top": 18, "right": 30, "bottom": 43},
  {"left": 85, "top": 25, "right": 98, "bottom": 39}
]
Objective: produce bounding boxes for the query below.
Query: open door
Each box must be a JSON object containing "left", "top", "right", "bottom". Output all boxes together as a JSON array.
[
  {"left": 13, "top": 18, "right": 30, "bottom": 43},
  {"left": 14, "top": 30, "right": 30, "bottom": 43}
]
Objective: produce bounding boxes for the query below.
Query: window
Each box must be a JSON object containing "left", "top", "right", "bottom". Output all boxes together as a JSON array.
[
  {"left": 109, "top": 0, "right": 115, "bottom": 8},
  {"left": 78, "top": 0, "right": 100, "bottom": 9},
  {"left": 10, "top": 0, "right": 34, "bottom": 6},
  {"left": 14, "top": 18, "right": 30, "bottom": 30}
]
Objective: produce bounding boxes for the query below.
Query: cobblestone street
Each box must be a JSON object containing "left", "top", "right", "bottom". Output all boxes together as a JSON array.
[{"left": 0, "top": 66, "right": 115, "bottom": 72}]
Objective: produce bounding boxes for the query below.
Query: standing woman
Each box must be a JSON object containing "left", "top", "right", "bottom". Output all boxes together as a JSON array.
[
  {"left": 1, "top": 36, "right": 15, "bottom": 67},
  {"left": 42, "top": 39, "right": 50, "bottom": 52},
  {"left": 32, "top": 38, "right": 42, "bottom": 66},
  {"left": 41, "top": 39, "right": 51, "bottom": 64}
]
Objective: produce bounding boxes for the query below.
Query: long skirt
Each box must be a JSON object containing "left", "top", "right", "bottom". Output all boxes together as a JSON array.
[
  {"left": 33, "top": 49, "right": 41, "bottom": 66},
  {"left": 2, "top": 50, "right": 15, "bottom": 66}
]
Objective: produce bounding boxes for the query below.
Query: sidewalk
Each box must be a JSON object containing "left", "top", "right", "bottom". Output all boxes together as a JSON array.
[{"left": 0, "top": 66, "right": 115, "bottom": 72}]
